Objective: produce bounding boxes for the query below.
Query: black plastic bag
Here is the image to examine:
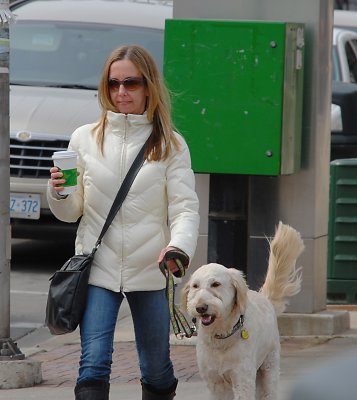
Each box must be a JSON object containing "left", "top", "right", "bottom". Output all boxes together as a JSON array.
[{"left": 45, "top": 254, "right": 93, "bottom": 335}]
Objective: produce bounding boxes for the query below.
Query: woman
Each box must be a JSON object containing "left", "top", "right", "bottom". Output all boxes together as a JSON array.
[{"left": 47, "top": 45, "right": 199, "bottom": 400}]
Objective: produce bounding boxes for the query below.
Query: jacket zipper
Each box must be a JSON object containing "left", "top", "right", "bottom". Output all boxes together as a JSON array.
[{"left": 119, "top": 116, "right": 128, "bottom": 293}]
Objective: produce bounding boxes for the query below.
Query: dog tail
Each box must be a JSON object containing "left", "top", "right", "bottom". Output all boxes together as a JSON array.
[{"left": 260, "top": 221, "right": 304, "bottom": 315}]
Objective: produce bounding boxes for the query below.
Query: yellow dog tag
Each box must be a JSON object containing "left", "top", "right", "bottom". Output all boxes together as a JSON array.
[{"left": 241, "top": 329, "right": 249, "bottom": 340}]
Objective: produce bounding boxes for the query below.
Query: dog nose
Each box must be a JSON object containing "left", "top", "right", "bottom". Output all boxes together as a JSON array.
[{"left": 196, "top": 305, "right": 208, "bottom": 314}]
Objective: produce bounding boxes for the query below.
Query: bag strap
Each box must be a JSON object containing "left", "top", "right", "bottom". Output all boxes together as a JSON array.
[{"left": 91, "top": 137, "right": 149, "bottom": 255}]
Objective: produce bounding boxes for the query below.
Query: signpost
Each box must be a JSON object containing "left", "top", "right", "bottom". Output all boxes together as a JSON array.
[
  {"left": 0, "top": 0, "right": 24, "bottom": 360},
  {"left": 0, "top": 5, "right": 41, "bottom": 387}
]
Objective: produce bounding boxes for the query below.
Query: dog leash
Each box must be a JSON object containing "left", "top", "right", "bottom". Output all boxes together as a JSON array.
[{"left": 159, "top": 250, "right": 196, "bottom": 339}]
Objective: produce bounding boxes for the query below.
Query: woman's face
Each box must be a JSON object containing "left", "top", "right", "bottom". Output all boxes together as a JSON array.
[{"left": 108, "top": 59, "right": 148, "bottom": 115}]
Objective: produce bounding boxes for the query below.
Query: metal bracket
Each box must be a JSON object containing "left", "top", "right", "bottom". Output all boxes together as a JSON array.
[{"left": 0, "top": 338, "right": 25, "bottom": 360}]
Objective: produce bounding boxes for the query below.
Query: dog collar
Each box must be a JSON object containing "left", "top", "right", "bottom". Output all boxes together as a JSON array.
[{"left": 214, "top": 314, "right": 246, "bottom": 340}]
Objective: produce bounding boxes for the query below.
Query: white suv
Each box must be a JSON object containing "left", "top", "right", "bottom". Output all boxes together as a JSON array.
[
  {"left": 9, "top": 0, "right": 172, "bottom": 238},
  {"left": 331, "top": 25, "right": 357, "bottom": 159}
]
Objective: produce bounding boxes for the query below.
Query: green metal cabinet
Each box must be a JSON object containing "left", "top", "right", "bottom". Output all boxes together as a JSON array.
[
  {"left": 164, "top": 19, "right": 304, "bottom": 175},
  {"left": 328, "top": 159, "right": 357, "bottom": 304}
]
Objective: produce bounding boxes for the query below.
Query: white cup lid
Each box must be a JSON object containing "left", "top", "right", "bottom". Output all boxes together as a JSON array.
[{"left": 52, "top": 150, "right": 78, "bottom": 159}]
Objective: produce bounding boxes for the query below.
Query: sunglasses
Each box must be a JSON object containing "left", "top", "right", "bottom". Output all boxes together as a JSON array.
[{"left": 108, "top": 77, "right": 146, "bottom": 92}]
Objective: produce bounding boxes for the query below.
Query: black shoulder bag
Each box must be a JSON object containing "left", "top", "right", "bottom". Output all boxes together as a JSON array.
[{"left": 45, "top": 140, "right": 148, "bottom": 335}]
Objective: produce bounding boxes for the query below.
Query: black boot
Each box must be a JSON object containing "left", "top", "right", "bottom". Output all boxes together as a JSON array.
[
  {"left": 141, "top": 379, "right": 178, "bottom": 400},
  {"left": 74, "top": 380, "right": 110, "bottom": 400}
]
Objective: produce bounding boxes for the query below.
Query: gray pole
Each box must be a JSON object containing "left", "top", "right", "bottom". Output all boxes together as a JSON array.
[
  {"left": 0, "top": 0, "right": 11, "bottom": 340},
  {"left": 0, "top": 0, "right": 24, "bottom": 359}
]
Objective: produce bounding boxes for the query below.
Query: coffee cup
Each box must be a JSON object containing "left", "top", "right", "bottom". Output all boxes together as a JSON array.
[{"left": 52, "top": 150, "right": 78, "bottom": 195}]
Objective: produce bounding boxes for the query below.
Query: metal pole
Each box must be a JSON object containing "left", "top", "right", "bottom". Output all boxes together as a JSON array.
[
  {"left": 0, "top": 0, "right": 24, "bottom": 359},
  {"left": 0, "top": 0, "right": 11, "bottom": 340}
]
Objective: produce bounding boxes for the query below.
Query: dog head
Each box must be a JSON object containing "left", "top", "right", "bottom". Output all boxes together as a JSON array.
[{"left": 181, "top": 263, "right": 248, "bottom": 327}]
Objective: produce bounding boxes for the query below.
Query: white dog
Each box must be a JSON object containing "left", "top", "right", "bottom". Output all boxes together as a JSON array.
[{"left": 181, "top": 221, "right": 304, "bottom": 400}]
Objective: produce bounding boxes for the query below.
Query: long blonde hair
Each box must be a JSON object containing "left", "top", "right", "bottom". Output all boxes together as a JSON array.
[{"left": 94, "top": 45, "right": 180, "bottom": 160}]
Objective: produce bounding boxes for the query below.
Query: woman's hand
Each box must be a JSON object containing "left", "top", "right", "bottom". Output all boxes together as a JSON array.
[
  {"left": 49, "top": 166, "right": 66, "bottom": 194},
  {"left": 158, "top": 246, "right": 179, "bottom": 274},
  {"left": 158, "top": 246, "right": 189, "bottom": 277},
  {"left": 49, "top": 167, "right": 80, "bottom": 194}
]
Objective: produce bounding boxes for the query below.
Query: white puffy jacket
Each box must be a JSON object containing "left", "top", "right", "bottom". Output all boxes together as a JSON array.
[{"left": 47, "top": 111, "right": 200, "bottom": 292}]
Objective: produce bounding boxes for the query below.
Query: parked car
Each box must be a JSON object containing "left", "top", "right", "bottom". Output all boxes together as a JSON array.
[
  {"left": 334, "top": 0, "right": 357, "bottom": 10},
  {"left": 334, "top": 9, "right": 357, "bottom": 31},
  {"left": 332, "top": 27, "right": 357, "bottom": 82},
  {"left": 9, "top": 0, "right": 172, "bottom": 239},
  {"left": 331, "top": 27, "right": 357, "bottom": 159}
]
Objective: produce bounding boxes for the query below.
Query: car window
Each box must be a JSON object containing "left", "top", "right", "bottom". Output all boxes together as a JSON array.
[
  {"left": 332, "top": 45, "right": 342, "bottom": 81},
  {"left": 335, "top": 0, "right": 357, "bottom": 10},
  {"left": 345, "top": 38, "right": 357, "bottom": 82},
  {"left": 9, "top": 21, "right": 164, "bottom": 88}
]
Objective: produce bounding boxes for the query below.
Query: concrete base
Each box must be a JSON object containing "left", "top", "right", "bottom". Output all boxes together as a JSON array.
[
  {"left": 0, "top": 359, "right": 42, "bottom": 389},
  {"left": 278, "top": 310, "right": 350, "bottom": 336}
]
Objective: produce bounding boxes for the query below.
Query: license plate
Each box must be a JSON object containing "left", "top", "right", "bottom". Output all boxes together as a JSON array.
[{"left": 10, "top": 193, "right": 41, "bottom": 220}]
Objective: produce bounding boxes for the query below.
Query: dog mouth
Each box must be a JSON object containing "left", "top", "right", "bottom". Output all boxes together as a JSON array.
[{"left": 200, "top": 314, "right": 216, "bottom": 326}]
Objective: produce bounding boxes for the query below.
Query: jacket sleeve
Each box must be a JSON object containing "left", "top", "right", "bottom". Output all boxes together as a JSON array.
[
  {"left": 166, "top": 133, "right": 200, "bottom": 262},
  {"left": 46, "top": 129, "right": 84, "bottom": 223}
]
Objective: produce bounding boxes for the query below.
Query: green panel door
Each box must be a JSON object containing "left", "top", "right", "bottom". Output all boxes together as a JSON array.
[{"left": 164, "top": 19, "right": 303, "bottom": 175}]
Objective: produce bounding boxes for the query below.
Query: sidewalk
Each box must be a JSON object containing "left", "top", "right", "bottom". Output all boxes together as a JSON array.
[{"left": 1, "top": 304, "right": 357, "bottom": 399}]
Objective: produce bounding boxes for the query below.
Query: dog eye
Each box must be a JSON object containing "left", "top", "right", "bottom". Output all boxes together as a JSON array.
[
  {"left": 211, "top": 282, "right": 221, "bottom": 287},
  {"left": 192, "top": 283, "right": 199, "bottom": 289}
]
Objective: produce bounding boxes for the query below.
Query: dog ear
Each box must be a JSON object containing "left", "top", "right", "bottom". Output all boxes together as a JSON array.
[
  {"left": 228, "top": 268, "right": 248, "bottom": 314},
  {"left": 180, "top": 281, "right": 190, "bottom": 311}
]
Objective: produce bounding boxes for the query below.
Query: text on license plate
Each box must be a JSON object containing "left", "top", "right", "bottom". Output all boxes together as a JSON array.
[{"left": 10, "top": 193, "right": 41, "bottom": 220}]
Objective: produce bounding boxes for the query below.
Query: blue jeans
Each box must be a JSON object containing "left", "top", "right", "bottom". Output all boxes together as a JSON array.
[{"left": 77, "top": 285, "right": 176, "bottom": 391}]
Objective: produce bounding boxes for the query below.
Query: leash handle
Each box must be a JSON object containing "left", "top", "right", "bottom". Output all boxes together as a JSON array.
[
  {"left": 159, "top": 261, "right": 196, "bottom": 339},
  {"left": 162, "top": 248, "right": 189, "bottom": 278}
]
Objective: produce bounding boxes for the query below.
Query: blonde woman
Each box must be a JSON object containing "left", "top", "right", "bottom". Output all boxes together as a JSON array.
[{"left": 47, "top": 45, "right": 199, "bottom": 400}]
